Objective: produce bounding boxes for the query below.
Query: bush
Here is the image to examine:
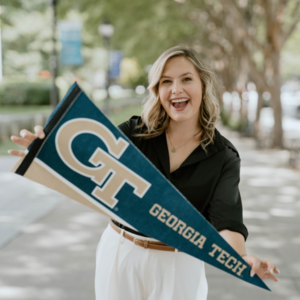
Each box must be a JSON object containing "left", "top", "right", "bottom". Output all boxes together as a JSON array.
[
  {"left": 0, "top": 81, "right": 51, "bottom": 106},
  {"left": 227, "top": 117, "right": 245, "bottom": 131},
  {"left": 220, "top": 107, "right": 231, "bottom": 126},
  {"left": 220, "top": 107, "right": 246, "bottom": 131}
]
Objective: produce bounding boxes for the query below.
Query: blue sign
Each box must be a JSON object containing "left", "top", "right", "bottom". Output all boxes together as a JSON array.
[
  {"left": 12, "top": 83, "right": 270, "bottom": 291},
  {"left": 59, "top": 21, "right": 83, "bottom": 66},
  {"left": 109, "top": 51, "right": 122, "bottom": 79}
]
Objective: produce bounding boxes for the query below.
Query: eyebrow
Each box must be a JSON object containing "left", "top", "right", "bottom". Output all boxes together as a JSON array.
[{"left": 160, "top": 72, "right": 193, "bottom": 79}]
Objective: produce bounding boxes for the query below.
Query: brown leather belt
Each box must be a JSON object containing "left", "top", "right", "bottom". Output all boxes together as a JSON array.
[{"left": 110, "top": 220, "right": 176, "bottom": 252}]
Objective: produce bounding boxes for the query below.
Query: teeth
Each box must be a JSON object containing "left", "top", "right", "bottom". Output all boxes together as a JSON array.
[{"left": 171, "top": 99, "right": 189, "bottom": 103}]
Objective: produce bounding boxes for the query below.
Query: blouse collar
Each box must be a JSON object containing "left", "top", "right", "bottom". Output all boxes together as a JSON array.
[{"left": 151, "top": 128, "right": 226, "bottom": 177}]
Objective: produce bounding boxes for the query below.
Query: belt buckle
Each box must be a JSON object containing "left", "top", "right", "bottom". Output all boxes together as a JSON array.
[{"left": 134, "top": 238, "right": 149, "bottom": 249}]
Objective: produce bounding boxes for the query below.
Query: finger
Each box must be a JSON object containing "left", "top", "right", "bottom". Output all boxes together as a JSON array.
[
  {"left": 274, "top": 265, "right": 280, "bottom": 274},
  {"left": 242, "top": 256, "right": 255, "bottom": 271},
  {"left": 10, "top": 136, "right": 31, "bottom": 149},
  {"left": 250, "top": 258, "right": 261, "bottom": 277},
  {"left": 263, "top": 271, "right": 279, "bottom": 282},
  {"left": 33, "top": 125, "right": 45, "bottom": 139},
  {"left": 261, "top": 259, "right": 275, "bottom": 274},
  {"left": 20, "top": 129, "right": 37, "bottom": 143},
  {"left": 8, "top": 149, "right": 26, "bottom": 157},
  {"left": 260, "top": 262, "right": 269, "bottom": 271}
]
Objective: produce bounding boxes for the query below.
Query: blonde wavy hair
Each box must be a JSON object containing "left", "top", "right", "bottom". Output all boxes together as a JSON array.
[{"left": 137, "top": 45, "right": 220, "bottom": 152}]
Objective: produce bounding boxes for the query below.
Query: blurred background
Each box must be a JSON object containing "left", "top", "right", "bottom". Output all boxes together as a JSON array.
[{"left": 0, "top": 0, "right": 300, "bottom": 299}]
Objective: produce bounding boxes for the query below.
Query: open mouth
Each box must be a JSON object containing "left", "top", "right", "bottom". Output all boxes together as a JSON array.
[{"left": 170, "top": 99, "right": 189, "bottom": 109}]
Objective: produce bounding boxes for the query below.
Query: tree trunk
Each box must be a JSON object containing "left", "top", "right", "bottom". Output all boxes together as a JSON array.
[
  {"left": 254, "top": 86, "right": 264, "bottom": 139},
  {"left": 236, "top": 55, "right": 248, "bottom": 132},
  {"left": 270, "top": 51, "right": 283, "bottom": 148}
]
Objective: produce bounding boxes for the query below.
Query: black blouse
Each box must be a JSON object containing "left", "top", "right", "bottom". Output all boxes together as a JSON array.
[{"left": 118, "top": 116, "right": 248, "bottom": 241}]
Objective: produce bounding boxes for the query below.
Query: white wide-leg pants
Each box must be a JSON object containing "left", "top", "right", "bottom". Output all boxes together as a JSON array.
[{"left": 95, "top": 223, "right": 208, "bottom": 300}]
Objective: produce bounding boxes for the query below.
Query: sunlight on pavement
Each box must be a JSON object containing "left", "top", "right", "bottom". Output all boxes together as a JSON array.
[
  {"left": 248, "top": 236, "right": 285, "bottom": 248},
  {"left": 247, "top": 178, "right": 284, "bottom": 186},
  {"left": 0, "top": 287, "right": 31, "bottom": 299},
  {"left": 69, "top": 212, "right": 103, "bottom": 226},
  {"left": 0, "top": 156, "right": 64, "bottom": 247},
  {"left": 34, "top": 229, "right": 92, "bottom": 248},
  {"left": 0, "top": 286, "right": 63, "bottom": 299},
  {"left": 269, "top": 208, "right": 297, "bottom": 217},
  {"left": 243, "top": 210, "right": 270, "bottom": 220},
  {"left": 276, "top": 195, "right": 295, "bottom": 203},
  {"left": 279, "top": 186, "right": 299, "bottom": 195}
]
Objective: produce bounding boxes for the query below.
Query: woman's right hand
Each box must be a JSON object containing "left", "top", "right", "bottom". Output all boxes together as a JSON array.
[{"left": 9, "top": 125, "right": 45, "bottom": 157}]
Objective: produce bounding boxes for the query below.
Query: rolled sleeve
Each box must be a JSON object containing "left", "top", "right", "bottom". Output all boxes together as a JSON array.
[
  {"left": 118, "top": 119, "right": 133, "bottom": 138},
  {"left": 207, "top": 145, "right": 248, "bottom": 241},
  {"left": 118, "top": 116, "right": 141, "bottom": 141}
]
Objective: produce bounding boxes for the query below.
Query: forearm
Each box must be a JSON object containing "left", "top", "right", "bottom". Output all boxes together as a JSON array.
[{"left": 218, "top": 229, "right": 247, "bottom": 257}]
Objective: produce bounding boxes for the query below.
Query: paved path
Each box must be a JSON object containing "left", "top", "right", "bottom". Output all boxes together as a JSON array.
[
  {"left": 0, "top": 156, "right": 62, "bottom": 248},
  {"left": 205, "top": 127, "right": 300, "bottom": 300},
  {"left": 0, "top": 126, "right": 299, "bottom": 300},
  {"left": 0, "top": 156, "right": 107, "bottom": 300}
]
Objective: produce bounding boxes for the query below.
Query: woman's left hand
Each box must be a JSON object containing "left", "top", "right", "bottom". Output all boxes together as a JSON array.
[{"left": 243, "top": 255, "right": 280, "bottom": 282}]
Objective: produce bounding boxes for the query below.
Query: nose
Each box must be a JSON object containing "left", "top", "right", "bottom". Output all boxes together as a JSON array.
[{"left": 171, "top": 80, "right": 183, "bottom": 95}]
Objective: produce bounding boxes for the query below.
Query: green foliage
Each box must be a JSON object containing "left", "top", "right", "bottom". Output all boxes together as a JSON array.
[
  {"left": 1, "top": 3, "right": 52, "bottom": 78},
  {"left": 120, "top": 58, "right": 148, "bottom": 87},
  {"left": 56, "top": 0, "right": 201, "bottom": 88},
  {"left": 0, "top": 0, "right": 22, "bottom": 9},
  {"left": 58, "top": 0, "right": 199, "bottom": 66},
  {"left": 282, "top": 28, "right": 300, "bottom": 80},
  {"left": 227, "top": 118, "right": 245, "bottom": 132},
  {"left": 1, "top": 0, "right": 47, "bottom": 12},
  {"left": 0, "top": 82, "right": 51, "bottom": 106},
  {"left": 0, "top": 104, "right": 142, "bottom": 154},
  {"left": 0, "top": 139, "right": 23, "bottom": 155},
  {"left": 0, "top": 105, "right": 51, "bottom": 114},
  {"left": 220, "top": 107, "right": 230, "bottom": 126},
  {"left": 109, "top": 104, "right": 142, "bottom": 126},
  {"left": 2, "top": 0, "right": 300, "bottom": 100},
  {"left": 220, "top": 108, "right": 245, "bottom": 132}
]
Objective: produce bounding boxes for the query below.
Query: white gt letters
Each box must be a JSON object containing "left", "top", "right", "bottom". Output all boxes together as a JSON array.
[{"left": 56, "top": 118, "right": 151, "bottom": 208}]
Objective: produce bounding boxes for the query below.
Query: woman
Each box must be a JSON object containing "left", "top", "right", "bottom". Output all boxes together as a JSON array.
[{"left": 10, "top": 46, "right": 279, "bottom": 300}]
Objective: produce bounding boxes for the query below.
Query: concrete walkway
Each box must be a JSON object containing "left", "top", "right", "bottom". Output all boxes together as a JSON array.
[
  {"left": 0, "top": 126, "right": 299, "bottom": 300},
  {"left": 205, "top": 127, "right": 300, "bottom": 300},
  {"left": 0, "top": 157, "right": 62, "bottom": 248}
]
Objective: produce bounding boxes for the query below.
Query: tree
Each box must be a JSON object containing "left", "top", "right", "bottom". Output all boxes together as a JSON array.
[
  {"left": 3, "top": 0, "right": 300, "bottom": 146},
  {"left": 0, "top": 0, "right": 51, "bottom": 78},
  {"left": 58, "top": 0, "right": 198, "bottom": 66},
  {"left": 186, "top": 0, "right": 300, "bottom": 147}
]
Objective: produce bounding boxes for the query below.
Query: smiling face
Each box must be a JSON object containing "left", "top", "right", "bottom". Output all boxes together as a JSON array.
[{"left": 158, "top": 56, "right": 203, "bottom": 125}]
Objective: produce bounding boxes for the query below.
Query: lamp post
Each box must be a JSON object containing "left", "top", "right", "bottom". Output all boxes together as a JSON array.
[
  {"left": 98, "top": 21, "right": 114, "bottom": 115},
  {"left": 50, "top": 0, "right": 58, "bottom": 108}
]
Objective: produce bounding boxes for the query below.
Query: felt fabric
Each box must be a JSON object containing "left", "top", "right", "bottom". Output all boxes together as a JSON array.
[
  {"left": 12, "top": 83, "right": 269, "bottom": 291},
  {"left": 118, "top": 116, "right": 248, "bottom": 241}
]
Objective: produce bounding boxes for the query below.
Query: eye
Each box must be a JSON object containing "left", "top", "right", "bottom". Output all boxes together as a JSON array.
[
  {"left": 183, "top": 77, "right": 192, "bottom": 82},
  {"left": 161, "top": 79, "right": 171, "bottom": 84}
]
